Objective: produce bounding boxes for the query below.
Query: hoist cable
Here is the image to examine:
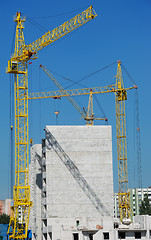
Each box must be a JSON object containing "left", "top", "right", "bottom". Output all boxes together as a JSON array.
[
  {"left": 133, "top": 95, "right": 136, "bottom": 187},
  {"left": 9, "top": 74, "right": 14, "bottom": 199},
  {"left": 28, "top": 61, "right": 33, "bottom": 144},
  {"left": 64, "top": 61, "right": 117, "bottom": 89},
  {"left": 45, "top": 61, "right": 117, "bottom": 90},
  {"left": 25, "top": 5, "right": 90, "bottom": 35},
  {"left": 39, "top": 66, "right": 42, "bottom": 140},
  {"left": 45, "top": 68, "right": 87, "bottom": 89},
  {"left": 93, "top": 95, "right": 108, "bottom": 123},
  {"left": 121, "top": 63, "right": 142, "bottom": 188},
  {"left": 135, "top": 89, "right": 142, "bottom": 189},
  {"left": 121, "top": 63, "right": 137, "bottom": 86},
  {"left": 41, "top": 62, "right": 116, "bottom": 123},
  {"left": 11, "top": 25, "right": 16, "bottom": 54},
  {"left": 25, "top": 15, "right": 48, "bottom": 33},
  {"left": 8, "top": 75, "right": 11, "bottom": 199},
  {"left": 25, "top": 13, "right": 93, "bottom": 53},
  {"left": 32, "top": 6, "right": 89, "bottom": 19},
  {"left": 9, "top": 29, "right": 15, "bottom": 199}
]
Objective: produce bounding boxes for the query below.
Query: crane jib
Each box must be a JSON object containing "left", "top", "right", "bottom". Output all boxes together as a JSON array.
[{"left": 18, "top": 6, "right": 97, "bottom": 60}]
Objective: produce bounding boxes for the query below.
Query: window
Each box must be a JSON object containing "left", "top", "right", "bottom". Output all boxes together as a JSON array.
[
  {"left": 43, "top": 233, "right": 47, "bottom": 240},
  {"left": 118, "top": 232, "right": 125, "bottom": 239},
  {"left": 73, "top": 233, "right": 79, "bottom": 240},
  {"left": 48, "top": 233, "right": 52, "bottom": 240},
  {"left": 43, "top": 165, "right": 46, "bottom": 172},
  {"left": 11, "top": 61, "right": 18, "bottom": 71},
  {"left": 89, "top": 234, "right": 93, "bottom": 240},
  {"left": 103, "top": 232, "right": 109, "bottom": 239},
  {"left": 135, "top": 232, "right": 141, "bottom": 239},
  {"left": 42, "top": 139, "right": 46, "bottom": 157},
  {"left": 43, "top": 219, "right": 47, "bottom": 227},
  {"left": 76, "top": 220, "right": 79, "bottom": 226},
  {"left": 114, "top": 222, "right": 118, "bottom": 229}
]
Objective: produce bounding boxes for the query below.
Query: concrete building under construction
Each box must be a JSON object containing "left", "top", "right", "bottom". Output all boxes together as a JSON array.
[
  {"left": 29, "top": 125, "right": 151, "bottom": 240},
  {"left": 29, "top": 125, "right": 115, "bottom": 240}
]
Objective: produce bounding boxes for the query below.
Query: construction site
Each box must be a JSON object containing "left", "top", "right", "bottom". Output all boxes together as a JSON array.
[{"left": 1, "top": 1, "right": 151, "bottom": 240}]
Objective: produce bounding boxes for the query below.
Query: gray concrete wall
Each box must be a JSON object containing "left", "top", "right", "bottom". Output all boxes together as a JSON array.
[
  {"left": 29, "top": 144, "right": 42, "bottom": 240},
  {"left": 30, "top": 125, "right": 115, "bottom": 240},
  {"left": 44, "top": 125, "right": 114, "bottom": 240},
  {"left": 45, "top": 125, "right": 114, "bottom": 217},
  {"left": 29, "top": 126, "right": 151, "bottom": 240}
]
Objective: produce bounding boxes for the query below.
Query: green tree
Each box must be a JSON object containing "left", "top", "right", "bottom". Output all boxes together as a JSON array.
[
  {"left": 139, "top": 193, "right": 151, "bottom": 215},
  {"left": 0, "top": 213, "right": 10, "bottom": 224}
]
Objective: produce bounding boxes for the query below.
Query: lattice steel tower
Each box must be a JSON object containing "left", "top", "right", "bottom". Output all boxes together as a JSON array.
[{"left": 115, "top": 60, "right": 131, "bottom": 222}]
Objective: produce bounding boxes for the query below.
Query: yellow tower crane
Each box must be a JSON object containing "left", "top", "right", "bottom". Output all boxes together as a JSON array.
[
  {"left": 29, "top": 61, "right": 136, "bottom": 222},
  {"left": 40, "top": 64, "right": 106, "bottom": 125},
  {"left": 6, "top": 7, "right": 97, "bottom": 239},
  {"left": 115, "top": 60, "right": 132, "bottom": 222}
]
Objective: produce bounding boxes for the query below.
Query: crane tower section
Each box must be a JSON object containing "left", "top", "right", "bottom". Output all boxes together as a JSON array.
[
  {"left": 7, "top": 13, "right": 31, "bottom": 239},
  {"left": 115, "top": 60, "right": 131, "bottom": 222}
]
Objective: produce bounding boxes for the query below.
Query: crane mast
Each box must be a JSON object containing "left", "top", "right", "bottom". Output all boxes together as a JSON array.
[
  {"left": 7, "top": 7, "right": 97, "bottom": 239},
  {"left": 7, "top": 13, "right": 31, "bottom": 239},
  {"left": 115, "top": 60, "right": 131, "bottom": 222}
]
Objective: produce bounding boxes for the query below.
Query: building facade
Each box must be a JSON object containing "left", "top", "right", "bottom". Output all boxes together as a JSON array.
[
  {"left": 29, "top": 125, "right": 114, "bottom": 240},
  {"left": 29, "top": 125, "right": 151, "bottom": 240}
]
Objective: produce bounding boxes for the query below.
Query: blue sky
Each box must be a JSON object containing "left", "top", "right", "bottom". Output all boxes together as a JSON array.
[{"left": 0, "top": 0, "right": 150, "bottom": 199}]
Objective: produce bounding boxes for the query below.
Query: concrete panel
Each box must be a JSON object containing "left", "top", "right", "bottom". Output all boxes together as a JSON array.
[{"left": 45, "top": 126, "right": 114, "bottom": 218}]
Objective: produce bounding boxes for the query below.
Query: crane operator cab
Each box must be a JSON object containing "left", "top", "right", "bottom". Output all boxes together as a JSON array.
[
  {"left": 7, "top": 60, "right": 18, "bottom": 73},
  {"left": 6, "top": 59, "right": 26, "bottom": 74}
]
